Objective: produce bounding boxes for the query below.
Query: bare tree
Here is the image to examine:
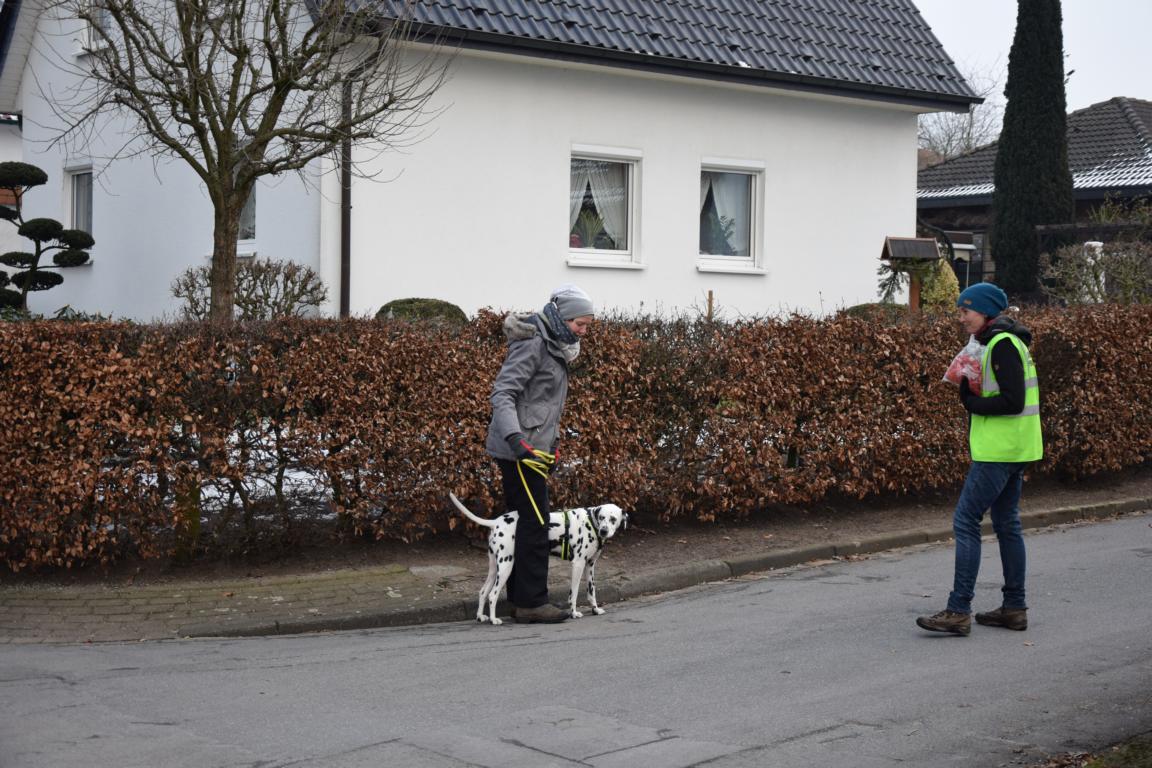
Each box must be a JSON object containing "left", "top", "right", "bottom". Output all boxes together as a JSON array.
[
  {"left": 918, "top": 62, "right": 1004, "bottom": 162},
  {"left": 38, "top": 0, "right": 448, "bottom": 324}
]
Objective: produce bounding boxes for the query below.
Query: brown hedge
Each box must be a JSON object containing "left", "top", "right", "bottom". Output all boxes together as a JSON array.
[{"left": 1, "top": 305, "right": 1149, "bottom": 570}]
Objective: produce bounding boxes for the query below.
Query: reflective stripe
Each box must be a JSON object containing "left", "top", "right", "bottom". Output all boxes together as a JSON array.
[{"left": 981, "top": 375, "right": 1038, "bottom": 395}]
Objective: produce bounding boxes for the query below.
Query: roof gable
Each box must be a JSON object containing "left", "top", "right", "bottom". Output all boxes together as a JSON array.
[
  {"left": 918, "top": 97, "right": 1152, "bottom": 202},
  {"left": 394, "top": 0, "right": 978, "bottom": 108},
  {"left": 0, "top": 0, "right": 41, "bottom": 115}
]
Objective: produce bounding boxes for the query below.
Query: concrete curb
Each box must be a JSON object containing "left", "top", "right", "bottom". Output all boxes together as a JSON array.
[{"left": 181, "top": 498, "right": 1151, "bottom": 639}]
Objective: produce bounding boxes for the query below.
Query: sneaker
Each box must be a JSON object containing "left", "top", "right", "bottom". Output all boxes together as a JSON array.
[
  {"left": 916, "top": 609, "right": 971, "bottom": 636},
  {"left": 975, "top": 606, "right": 1028, "bottom": 631},
  {"left": 513, "top": 603, "right": 569, "bottom": 624}
]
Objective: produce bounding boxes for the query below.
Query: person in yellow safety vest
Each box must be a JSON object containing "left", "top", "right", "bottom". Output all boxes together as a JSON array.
[{"left": 917, "top": 282, "right": 1043, "bottom": 637}]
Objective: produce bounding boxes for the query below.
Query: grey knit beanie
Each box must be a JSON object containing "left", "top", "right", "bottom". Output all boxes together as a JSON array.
[{"left": 550, "top": 283, "right": 595, "bottom": 320}]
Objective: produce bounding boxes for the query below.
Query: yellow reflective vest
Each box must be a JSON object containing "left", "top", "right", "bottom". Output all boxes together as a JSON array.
[{"left": 970, "top": 332, "right": 1043, "bottom": 462}]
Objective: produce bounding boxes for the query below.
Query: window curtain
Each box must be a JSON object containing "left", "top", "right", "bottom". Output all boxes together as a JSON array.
[
  {"left": 71, "top": 172, "right": 93, "bottom": 235},
  {"left": 569, "top": 161, "right": 589, "bottom": 231},
  {"left": 586, "top": 161, "right": 627, "bottom": 247},
  {"left": 571, "top": 158, "right": 628, "bottom": 248},
  {"left": 706, "top": 171, "right": 750, "bottom": 257}
]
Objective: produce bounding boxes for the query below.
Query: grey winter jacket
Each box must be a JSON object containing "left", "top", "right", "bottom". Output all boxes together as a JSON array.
[{"left": 485, "top": 313, "right": 569, "bottom": 460}]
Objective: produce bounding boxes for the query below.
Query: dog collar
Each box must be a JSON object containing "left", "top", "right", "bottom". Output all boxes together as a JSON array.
[{"left": 585, "top": 511, "right": 603, "bottom": 549}]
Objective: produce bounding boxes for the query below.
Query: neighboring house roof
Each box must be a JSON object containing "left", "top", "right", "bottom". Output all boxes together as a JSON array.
[
  {"left": 394, "top": 0, "right": 979, "bottom": 109},
  {"left": 918, "top": 97, "right": 1152, "bottom": 207},
  {"left": 917, "top": 147, "right": 942, "bottom": 169}
]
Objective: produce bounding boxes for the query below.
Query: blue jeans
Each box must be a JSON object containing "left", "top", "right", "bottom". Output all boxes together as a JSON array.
[{"left": 947, "top": 461, "right": 1028, "bottom": 614}]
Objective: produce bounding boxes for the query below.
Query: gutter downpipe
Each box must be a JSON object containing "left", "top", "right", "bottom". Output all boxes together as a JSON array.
[{"left": 340, "top": 79, "right": 352, "bottom": 318}]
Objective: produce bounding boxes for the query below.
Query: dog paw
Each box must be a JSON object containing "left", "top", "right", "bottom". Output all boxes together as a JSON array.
[
  {"left": 477, "top": 615, "right": 490, "bottom": 623},
  {"left": 571, "top": 610, "right": 583, "bottom": 619},
  {"left": 491, "top": 617, "right": 503, "bottom": 626},
  {"left": 592, "top": 607, "right": 606, "bottom": 615}
]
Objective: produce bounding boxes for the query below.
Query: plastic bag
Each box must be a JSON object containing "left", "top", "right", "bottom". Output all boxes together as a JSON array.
[{"left": 943, "top": 336, "right": 983, "bottom": 394}]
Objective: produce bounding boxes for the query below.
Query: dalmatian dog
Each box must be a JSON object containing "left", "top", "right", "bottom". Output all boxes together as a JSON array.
[{"left": 448, "top": 492, "right": 627, "bottom": 625}]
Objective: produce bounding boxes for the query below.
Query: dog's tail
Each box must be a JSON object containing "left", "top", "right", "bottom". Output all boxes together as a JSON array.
[{"left": 449, "top": 492, "right": 499, "bottom": 528}]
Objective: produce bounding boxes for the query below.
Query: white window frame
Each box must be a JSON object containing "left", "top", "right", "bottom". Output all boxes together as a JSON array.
[
  {"left": 238, "top": 185, "right": 256, "bottom": 245},
  {"left": 80, "top": 1, "right": 113, "bottom": 53},
  {"left": 235, "top": 139, "right": 256, "bottom": 249},
  {"left": 66, "top": 166, "right": 93, "bottom": 236},
  {"left": 567, "top": 144, "right": 643, "bottom": 270},
  {"left": 696, "top": 157, "right": 765, "bottom": 275}
]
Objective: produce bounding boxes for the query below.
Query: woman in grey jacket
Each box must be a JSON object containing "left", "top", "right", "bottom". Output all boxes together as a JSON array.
[{"left": 484, "top": 284, "right": 595, "bottom": 624}]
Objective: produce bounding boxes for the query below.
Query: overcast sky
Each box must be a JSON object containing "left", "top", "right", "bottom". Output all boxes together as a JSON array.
[{"left": 913, "top": 0, "right": 1152, "bottom": 112}]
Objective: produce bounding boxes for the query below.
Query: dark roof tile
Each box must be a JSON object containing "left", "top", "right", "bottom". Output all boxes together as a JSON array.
[{"left": 388, "top": 0, "right": 977, "bottom": 106}]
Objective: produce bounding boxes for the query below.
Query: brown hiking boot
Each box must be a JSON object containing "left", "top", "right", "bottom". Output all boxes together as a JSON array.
[
  {"left": 514, "top": 603, "right": 569, "bottom": 624},
  {"left": 916, "top": 609, "right": 971, "bottom": 636},
  {"left": 975, "top": 606, "right": 1028, "bottom": 631}
]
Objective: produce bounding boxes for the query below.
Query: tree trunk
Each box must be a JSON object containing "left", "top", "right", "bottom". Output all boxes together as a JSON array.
[
  {"left": 173, "top": 476, "right": 201, "bottom": 563},
  {"left": 208, "top": 205, "right": 242, "bottom": 325}
]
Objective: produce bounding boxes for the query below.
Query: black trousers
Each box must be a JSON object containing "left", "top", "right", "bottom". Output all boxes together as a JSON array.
[{"left": 497, "top": 458, "right": 550, "bottom": 609}]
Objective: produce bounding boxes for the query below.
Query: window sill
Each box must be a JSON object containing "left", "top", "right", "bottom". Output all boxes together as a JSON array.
[
  {"left": 203, "top": 248, "right": 258, "bottom": 261},
  {"left": 567, "top": 254, "right": 645, "bottom": 270},
  {"left": 74, "top": 42, "right": 110, "bottom": 59},
  {"left": 696, "top": 260, "right": 765, "bottom": 275}
]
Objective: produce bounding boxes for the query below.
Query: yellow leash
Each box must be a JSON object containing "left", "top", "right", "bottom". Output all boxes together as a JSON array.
[{"left": 515, "top": 449, "right": 555, "bottom": 526}]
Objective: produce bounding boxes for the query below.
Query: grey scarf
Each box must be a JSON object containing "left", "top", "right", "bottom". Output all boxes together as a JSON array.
[{"left": 538, "top": 302, "right": 581, "bottom": 363}]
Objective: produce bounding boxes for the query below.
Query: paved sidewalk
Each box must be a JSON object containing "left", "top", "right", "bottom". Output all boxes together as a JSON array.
[{"left": 2, "top": 494, "right": 1149, "bottom": 645}]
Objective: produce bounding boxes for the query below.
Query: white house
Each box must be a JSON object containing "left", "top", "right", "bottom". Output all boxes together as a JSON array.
[
  {"left": 1, "top": 0, "right": 978, "bottom": 321},
  {"left": 0, "top": 116, "right": 22, "bottom": 258}
]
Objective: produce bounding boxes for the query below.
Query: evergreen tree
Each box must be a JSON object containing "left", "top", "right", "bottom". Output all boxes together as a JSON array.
[
  {"left": 991, "top": 0, "right": 1074, "bottom": 297},
  {"left": 0, "top": 162, "right": 93, "bottom": 311}
]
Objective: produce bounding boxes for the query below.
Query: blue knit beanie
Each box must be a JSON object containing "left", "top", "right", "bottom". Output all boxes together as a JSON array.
[{"left": 956, "top": 282, "right": 1008, "bottom": 317}]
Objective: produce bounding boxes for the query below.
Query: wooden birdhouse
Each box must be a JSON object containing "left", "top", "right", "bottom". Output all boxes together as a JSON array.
[{"left": 879, "top": 237, "right": 941, "bottom": 311}]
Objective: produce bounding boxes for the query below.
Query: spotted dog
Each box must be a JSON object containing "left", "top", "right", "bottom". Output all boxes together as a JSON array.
[{"left": 449, "top": 492, "right": 627, "bottom": 625}]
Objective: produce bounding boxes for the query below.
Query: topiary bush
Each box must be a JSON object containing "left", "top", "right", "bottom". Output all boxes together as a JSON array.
[
  {"left": 838, "top": 302, "right": 908, "bottom": 322},
  {"left": 0, "top": 162, "right": 93, "bottom": 311},
  {"left": 376, "top": 297, "right": 467, "bottom": 324}
]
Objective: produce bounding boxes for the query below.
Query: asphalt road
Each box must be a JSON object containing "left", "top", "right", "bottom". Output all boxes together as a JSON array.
[{"left": 2, "top": 513, "right": 1150, "bottom": 768}]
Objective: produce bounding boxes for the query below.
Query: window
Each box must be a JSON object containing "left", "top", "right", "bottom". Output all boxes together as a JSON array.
[
  {"left": 238, "top": 186, "right": 255, "bottom": 241},
  {"left": 84, "top": 1, "right": 113, "bottom": 50},
  {"left": 698, "top": 159, "right": 764, "bottom": 273},
  {"left": 568, "top": 145, "right": 641, "bottom": 267},
  {"left": 70, "top": 170, "right": 93, "bottom": 235}
]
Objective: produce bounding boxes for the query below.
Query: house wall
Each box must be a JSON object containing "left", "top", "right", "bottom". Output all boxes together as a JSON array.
[
  {"left": 16, "top": 13, "right": 323, "bottom": 321},
  {"left": 346, "top": 50, "right": 921, "bottom": 319},
  {"left": 15, "top": 14, "right": 922, "bottom": 321},
  {"left": 0, "top": 122, "right": 23, "bottom": 257}
]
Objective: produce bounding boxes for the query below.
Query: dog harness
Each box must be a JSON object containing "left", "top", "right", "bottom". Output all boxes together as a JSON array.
[{"left": 557, "top": 509, "right": 602, "bottom": 561}]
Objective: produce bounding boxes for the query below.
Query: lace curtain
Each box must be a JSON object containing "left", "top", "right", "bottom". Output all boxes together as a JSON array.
[
  {"left": 570, "top": 159, "right": 628, "bottom": 248},
  {"left": 700, "top": 171, "right": 751, "bottom": 257}
]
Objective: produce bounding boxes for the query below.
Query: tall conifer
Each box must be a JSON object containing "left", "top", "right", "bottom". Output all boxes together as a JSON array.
[{"left": 991, "top": 0, "right": 1074, "bottom": 297}]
